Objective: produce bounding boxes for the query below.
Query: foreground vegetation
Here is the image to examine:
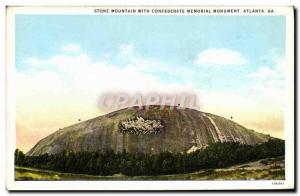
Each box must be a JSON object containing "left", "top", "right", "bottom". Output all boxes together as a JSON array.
[
  {"left": 15, "top": 139, "right": 284, "bottom": 177},
  {"left": 15, "top": 156, "right": 285, "bottom": 180}
]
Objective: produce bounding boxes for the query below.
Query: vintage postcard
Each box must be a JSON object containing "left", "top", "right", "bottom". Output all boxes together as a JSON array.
[{"left": 6, "top": 6, "right": 295, "bottom": 191}]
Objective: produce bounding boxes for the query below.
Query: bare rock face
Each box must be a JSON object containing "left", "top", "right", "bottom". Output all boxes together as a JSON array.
[{"left": 27, "top": 106, "right": 271, "bottom": 156}]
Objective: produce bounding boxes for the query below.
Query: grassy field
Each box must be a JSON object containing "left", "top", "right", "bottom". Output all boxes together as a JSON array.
[{"left": 15, "top": 156, "right": 285, "bottom": 181}]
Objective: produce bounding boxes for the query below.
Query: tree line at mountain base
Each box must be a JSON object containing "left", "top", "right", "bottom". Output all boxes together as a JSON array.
[{"left": 15, "top": 139, "right": 284, "bottom": 176}]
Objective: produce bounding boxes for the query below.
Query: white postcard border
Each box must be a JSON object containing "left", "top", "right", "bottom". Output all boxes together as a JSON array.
[{"left": 6, "top": 6, "right": 295, "bottom": 190}]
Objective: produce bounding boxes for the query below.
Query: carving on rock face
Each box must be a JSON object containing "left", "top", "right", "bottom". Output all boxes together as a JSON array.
[{"left": 119, "top": 116, "right": 164, "bottom": 135}]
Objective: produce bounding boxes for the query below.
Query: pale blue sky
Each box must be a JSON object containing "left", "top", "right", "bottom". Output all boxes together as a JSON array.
[{"left": 15, "top": 15, "right": 285, "bottom": 91}]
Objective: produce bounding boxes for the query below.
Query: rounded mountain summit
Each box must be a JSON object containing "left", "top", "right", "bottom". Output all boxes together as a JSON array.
[{"left": 27, "top": 106, "right": 271, "bottom": 156}]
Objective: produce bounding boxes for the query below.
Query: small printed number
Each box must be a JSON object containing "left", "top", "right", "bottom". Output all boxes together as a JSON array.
[{"left": 272, "top": 181, "right": 284, "bottom": 185}]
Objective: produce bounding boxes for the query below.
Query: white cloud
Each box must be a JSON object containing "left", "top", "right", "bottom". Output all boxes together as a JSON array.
[
  {"left": 119, "top": 44, "right": 134, "bottom": 57},
  {"left": 118, "top": 43, "right": 193, "bottom": 78},
  {"left": 246, "top": 59, "right": 286, "bottom": 105},
  {"left": 61, "top": 44, "right": 80, "bottom": 53},
  {"left": 196, "top": 48, "right": 248, "bottom": 66},
  {"left": 17, "top": 47, "right": 196, "bottom": 133},
  {"left": 247, "top": 67, "right": 275, "bottom": 79},
  {"left": 25, "top": 57, "right": 43, "bottom": 66},
  {"left": 247, "top": 59, "right": 285, "bottom": 81}
]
